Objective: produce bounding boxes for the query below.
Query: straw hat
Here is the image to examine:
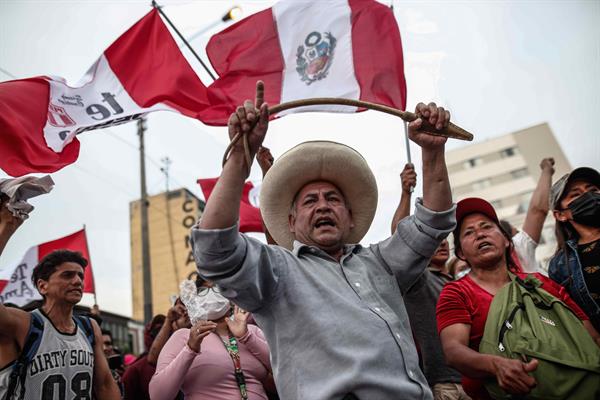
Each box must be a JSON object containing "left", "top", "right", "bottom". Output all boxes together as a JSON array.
[{"left": 259, "top": 141, "right": 377, "bottom": 249}]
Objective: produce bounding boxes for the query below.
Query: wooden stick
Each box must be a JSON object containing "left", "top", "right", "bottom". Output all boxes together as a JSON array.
[
  {"left": 222, "top": 97, "right": 474, "bottom": 168},
  {"left": 269, "top": 98, "right": 473, "bottom": 141}
]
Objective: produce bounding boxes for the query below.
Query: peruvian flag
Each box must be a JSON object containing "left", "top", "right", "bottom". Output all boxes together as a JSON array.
[
  {"left": 199, "top": 0, "right": 406, "bottom": 125},
  {"left": 0, "top": 9, "right": 210, "bottom": 177},
  {"left": 198, "top": 178, "right": 263, "bottom": 233},
  {"left": 0, "top": 229, "right": 95, "bottom": 307}
]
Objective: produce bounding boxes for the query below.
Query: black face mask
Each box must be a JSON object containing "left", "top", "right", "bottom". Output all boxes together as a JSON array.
[{"left": 568, "top": 191, "right": 600, "bottom": 227}]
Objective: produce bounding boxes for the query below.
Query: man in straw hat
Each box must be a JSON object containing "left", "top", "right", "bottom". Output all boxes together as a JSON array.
[{"left": 191, "top": 81, "right": 456, "bottom": 400}]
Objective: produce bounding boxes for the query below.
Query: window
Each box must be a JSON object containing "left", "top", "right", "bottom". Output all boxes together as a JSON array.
[
  {"left": 511, "top": 168, "right": 529, "bottom": 179},
  {"left": 472, "top": 178, "right": 492, "bottom": 191},
  {"left": 516, "top": 193, "right": 531, "bottom": 214},
  {"left": 463, "top": 157, "right": 483, "bottom": 169},
  {"left": 500, "top": 147, "right": 518, "bottom": 158}
]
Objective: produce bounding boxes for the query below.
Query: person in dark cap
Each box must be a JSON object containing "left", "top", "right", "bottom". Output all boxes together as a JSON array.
[{"left": 548, "top": 167, "right": 600, "bottom": 331}]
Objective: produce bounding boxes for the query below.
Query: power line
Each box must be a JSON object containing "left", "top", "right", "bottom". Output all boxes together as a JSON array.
[
  {"left": 70, "top": 161, "right": 188, "bottom": 229},
  {"left": 0, "top": 67, "right": 17, "bottom": 79}
]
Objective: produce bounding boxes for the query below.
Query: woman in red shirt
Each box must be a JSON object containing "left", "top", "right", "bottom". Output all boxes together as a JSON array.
[{"left": 436, "top": 197, "right": 599, "bottom": 400}]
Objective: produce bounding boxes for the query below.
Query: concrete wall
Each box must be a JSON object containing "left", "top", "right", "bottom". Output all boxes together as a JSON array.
[{"left": 130, "top": 189, "right": 204, "bottom": 321}]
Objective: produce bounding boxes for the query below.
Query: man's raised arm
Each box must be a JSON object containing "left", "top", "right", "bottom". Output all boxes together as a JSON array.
[
  {"left": 378, "top": 103, "right": 455, "bottom": 292},
  {"left": 0, "top": 200, "right": 31, "bottom": 343},
  {"left": 199, "top": 81, "right": 269, "bottom": 230},
  {"left": 192, "top": 82, "right": 279, "bottom": 312},
  {"left": 409, "top": 102, "right": 453, "bottom": 212}
]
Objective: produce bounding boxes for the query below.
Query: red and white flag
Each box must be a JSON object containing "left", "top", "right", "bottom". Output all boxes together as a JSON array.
[
  {"left": 0, "top": 229, "right": 95, "bottom": 307},
  {"left": 198, "top": 178, "right": 264, "bottom": 233},
  {"left": 0, "top": 9, "right": 210, "bottom": 177},
  {"left": 199, "top": 0, "right": 406, "bottom": 125}
]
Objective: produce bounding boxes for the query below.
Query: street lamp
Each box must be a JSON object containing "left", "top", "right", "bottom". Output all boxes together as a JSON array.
[
  {"left": 222, "top": 6, "right": 242, "bottom": 22},
  {"left": 186, "top": 6, "right": 242, "bottom": 44}
]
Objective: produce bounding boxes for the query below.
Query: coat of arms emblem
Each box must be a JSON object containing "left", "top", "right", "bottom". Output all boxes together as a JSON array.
[
  {"left": 296, "top": 31, "right": 336, "bottom": 85},
  {"left": 47, "top": 103, "right": 75, "bottom": 128}
]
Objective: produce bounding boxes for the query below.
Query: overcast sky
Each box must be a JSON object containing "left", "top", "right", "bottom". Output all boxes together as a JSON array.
[{"left": 1, "top": 0, "right": 598, "bottom": 317}]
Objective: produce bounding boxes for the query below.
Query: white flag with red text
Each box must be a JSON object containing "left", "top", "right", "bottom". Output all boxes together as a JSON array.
[{"left": 0, "top": 9, "right": 210, "bottom": 177}]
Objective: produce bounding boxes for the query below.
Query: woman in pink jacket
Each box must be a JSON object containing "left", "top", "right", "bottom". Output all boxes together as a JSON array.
[{"left": 149, "top": 285, "right": 272, "bottom": 400}]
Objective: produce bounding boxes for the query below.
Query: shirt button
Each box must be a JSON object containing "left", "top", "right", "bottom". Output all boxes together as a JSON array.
[
  {"left": 408, "top": 370, "right": 415, "bottom": 378},
  {"left": 395, "top": 333, "right": 401, "bottom": 339},
  {"left": 354, "top": 282, "right": 361, "bottom": 288},
  {"left": 374, "top": 307, "right": 381, "bottom": 312}
]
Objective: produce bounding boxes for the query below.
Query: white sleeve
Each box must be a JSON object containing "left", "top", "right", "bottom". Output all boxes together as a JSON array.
[{"left": 512, "top": 231, "right": 540, "bottom": 273}]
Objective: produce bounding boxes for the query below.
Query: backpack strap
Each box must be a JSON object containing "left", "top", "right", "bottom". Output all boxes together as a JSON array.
[
  {"left": 73, "top": 315, "right": 96, "bottom": 349},
  {"left": 6, "top": 310, "right": 44, "bottom": 400}
]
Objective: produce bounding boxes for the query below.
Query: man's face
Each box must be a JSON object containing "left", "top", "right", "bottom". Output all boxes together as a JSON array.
[
  {"left": 430, "top": 239, "right": 450, "bottom": 266},
  {"left": 289, "top": 181, "right": 355, "bottom": 252},
  {"left": 173, "top": 299, "right": 191, "bottom": 329},
  {"left": 554, "top": 179, "right": 600, "bottom": 222},
  {"left": 102, "top": 334, "right": 114, "bottom": 357},
  {"left": 457, "top": 213, "right": 509, "bottom": 269},
  {"left": 37, "top": 262, "right": 84, "bottom": 305}
]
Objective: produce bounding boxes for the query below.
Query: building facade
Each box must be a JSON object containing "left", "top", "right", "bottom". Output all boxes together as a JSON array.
[
  {"left": 130, "top": 188, "right": 204, "bottom": 321},
  {"left": 446, "top": 123, "right": 571, "bottom": 269}
]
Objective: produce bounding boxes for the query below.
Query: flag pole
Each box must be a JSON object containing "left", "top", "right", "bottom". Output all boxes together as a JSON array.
[
  {"left": 151, "top": 1, "right": 217, "bottom": 81},
  {"left": 82, "top": 225, "right": 98, "bottom": 305},
  {"left": 403, "top": 121, "right": 414, "bottom": 193}
]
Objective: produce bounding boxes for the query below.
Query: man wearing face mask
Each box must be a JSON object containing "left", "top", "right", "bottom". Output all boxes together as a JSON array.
[{"left": 549, "top": 167, "right": 600, "bottom": 332}]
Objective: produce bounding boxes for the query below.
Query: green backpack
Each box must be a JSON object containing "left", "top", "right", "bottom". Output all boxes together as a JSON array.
[{"left": 479, "top": 273, "right": 600, "bottom": 400}]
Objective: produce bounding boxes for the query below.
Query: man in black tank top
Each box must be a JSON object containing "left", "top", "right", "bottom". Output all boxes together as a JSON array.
[{"left": 0, "top": 204, "right": 120, "bottom": 399}]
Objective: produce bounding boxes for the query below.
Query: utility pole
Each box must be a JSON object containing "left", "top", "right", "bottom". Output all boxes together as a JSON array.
[
  {"left": 138, "top": 116, "right": 153, "bottom": 323},
  {"left": 161, "top": 156, "right": 181, "bottom": 288},
  {"left": 160, "top": 157, "right": 172, "bottom": 192}
]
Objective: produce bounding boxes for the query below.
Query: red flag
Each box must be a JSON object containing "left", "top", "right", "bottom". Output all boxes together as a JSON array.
[
  {"left": 198, "top": 0, "right": 406, "bottom": 125},
  {"left": 38, "top": 229, "right": 95, "bottom": 294},
  {"left": 0, "top": 229, "right": 95, "bottom": 306},
  {"left": 0, "top": 9, "right": 210, "bottom": 177},
  {"left": 198, "top": 178, "right": 264, "bottom": 233}
]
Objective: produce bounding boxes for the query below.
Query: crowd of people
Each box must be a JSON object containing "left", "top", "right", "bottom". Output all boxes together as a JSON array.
[{"left": 0, "top": 81, "right": 599, "bottom": 399}]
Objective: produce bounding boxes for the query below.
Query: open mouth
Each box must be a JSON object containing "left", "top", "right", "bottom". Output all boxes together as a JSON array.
[
  {"left": 314, "top": 217, "right": 335, "bottom": 229},
  {"left": 477, "top": 241, "right": 492, "bottom": 250}
]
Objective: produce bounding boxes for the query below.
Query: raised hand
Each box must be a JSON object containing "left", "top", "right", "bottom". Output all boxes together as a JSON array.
[
  {"left": 226, "top": 305, "right": 250, "bottom": 339},
  {"left": 540, "top": 157, "right": 555, "bottom": 175},
  {"left": 227, "top": 81, "right": 270, "bottom": 162},
  {"left": 400, "top": 163, "right": 417, "bottom": 194},
  {"left": 0, "top": 202, "right": 24, "bottom": 235},
  {"left": 187, "top": 320, "right": 217, "bottom": 353},
  {"left": 408, "top": 102, "right": 450, "bottom": 150},
  {"left": 257, "top": 146, "right": 274, "bottom": 177},
  {"left": 167, "top": 303, "right": 186, "bottom": 324},
  {"left": 0, "top": 201, "right": 25, "bottom": 257}
]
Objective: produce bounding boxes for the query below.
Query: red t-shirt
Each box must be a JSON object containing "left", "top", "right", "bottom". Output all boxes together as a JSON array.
[{"left": 436, "top": 272, "right": 588, "bottom": 400}]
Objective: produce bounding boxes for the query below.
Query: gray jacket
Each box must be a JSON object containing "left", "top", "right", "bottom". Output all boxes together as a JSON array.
[{"left": 192, "top": 199, "right": 456, "bottom": 400}]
